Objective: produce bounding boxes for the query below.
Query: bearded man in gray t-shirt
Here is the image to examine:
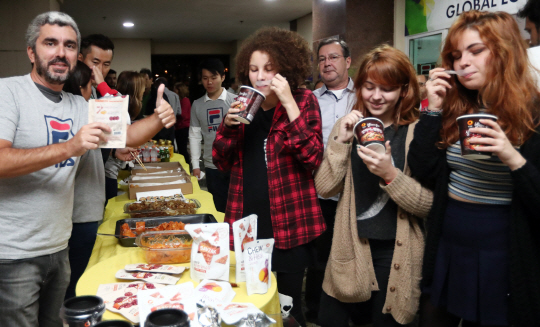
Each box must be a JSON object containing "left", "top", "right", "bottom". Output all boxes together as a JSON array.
[{"left": 0, "top": 12, "right": 176, "bottom": 327}]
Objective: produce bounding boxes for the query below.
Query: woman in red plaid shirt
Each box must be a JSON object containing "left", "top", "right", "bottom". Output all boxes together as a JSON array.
[{"left": 212, "top": 27, "right": 325, "bottom": 326}]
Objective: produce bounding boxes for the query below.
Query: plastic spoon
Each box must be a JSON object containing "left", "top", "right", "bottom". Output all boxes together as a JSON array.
[
  {"left": 255, "top": 80, "right": 271, "bottom": 86},
  {"left": 445, "top": 69, "right": 467, "bottom": 76}
]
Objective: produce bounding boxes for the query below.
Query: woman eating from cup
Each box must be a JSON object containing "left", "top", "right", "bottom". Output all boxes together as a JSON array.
[
  {"left": 408, "top": 11, "right": 540, "bottom": 326},
  {"left": 315, "top": 45, "right": 433, "bottom": 327},
  {"left": 212, "top": 27, "right": 325, "bottom": 326}
]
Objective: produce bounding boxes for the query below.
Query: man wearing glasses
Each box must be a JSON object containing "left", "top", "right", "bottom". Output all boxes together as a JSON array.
[{"left": 307, "top": 38, "right": 356, "bottom": 325}]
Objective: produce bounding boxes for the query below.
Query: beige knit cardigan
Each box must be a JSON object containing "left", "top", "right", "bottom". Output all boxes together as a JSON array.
[{"left": 314, "top": 119, "right": 433, "bottom": 324}]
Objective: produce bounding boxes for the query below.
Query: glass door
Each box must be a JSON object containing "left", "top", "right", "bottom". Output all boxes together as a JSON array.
[{"left": 406, "top": 30, "right": 447, "bottom": 75}]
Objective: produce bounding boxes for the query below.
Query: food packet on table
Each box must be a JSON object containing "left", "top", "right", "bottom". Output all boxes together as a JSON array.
[
  {"left": 185, "top": 223, "right": 230, "bottom": 282},
  {"left": 97, "top": 282, "right": 165, "bottom": 296},
  {"left": 88, "top": 95, "right": 129, "bottom": 148},
  {"left": 124, "top": 263, "right": 186, "bottom": 275},
  {"left": 244, "top": 239, "right": 274, "bottom": 296},
  {"left": 115, "top": 269, "right": 180, "bottom": 285},
  {"left": 194, "top": 279, "right": 236, "bottom": 307},
  {"left": 138, "top": 282, "right": 199, "bottom": 327},
  {"left": 233, "top": 215, "right": 258, "bottom": 283},
  {"left": 215, "top": 302, "right": 276, "bottom": 326}
]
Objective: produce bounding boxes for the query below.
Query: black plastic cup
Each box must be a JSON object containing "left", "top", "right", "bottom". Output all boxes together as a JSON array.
[
  {"left": 234, "top": 86, "right": 266, "bottom": 124},
  {"left": 353, "top": 117, "right": 386, "bottom": 154},
  {"left": 145, "top": 308, "right": 190, "bottom": 327},
  {"left": 59, "top": 296, "right": 106, "bottom": 327},
  {"left": 456, "top": 114, "right": 498, "bottom": 159},
  {"left": 94, "top": 320, "right": 133, "bottom": 327}
]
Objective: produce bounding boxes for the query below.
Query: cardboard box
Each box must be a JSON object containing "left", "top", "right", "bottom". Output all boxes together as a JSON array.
[
  {"left": 132, "top": 162, "right": 187, "bottom": 175},
  {"left": 128, "top": 175, "right": 193, "bottom": 199}
]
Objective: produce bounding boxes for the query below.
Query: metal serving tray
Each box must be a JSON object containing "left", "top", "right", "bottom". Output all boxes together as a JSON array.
[{"left": 114, "top": 214, "right": 217, "bottom": 247}]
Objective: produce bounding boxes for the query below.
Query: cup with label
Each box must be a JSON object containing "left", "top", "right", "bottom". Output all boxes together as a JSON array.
[
  {"left": 353, "top": 117, "right": 386, "bottom": 154},
  {"left": 59, "top": 295, "right": 106, "bottom": 327},
  {"left": 234, "top": 86, "right": 266, "bottom": 124},
  {"left": 456, "top": 113, "right": 498, "bottom": 159}
]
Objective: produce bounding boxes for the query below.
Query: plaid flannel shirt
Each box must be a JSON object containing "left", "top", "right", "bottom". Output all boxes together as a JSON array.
[{"left": 212, "top": 88, "right": 326, "bottom": 250}]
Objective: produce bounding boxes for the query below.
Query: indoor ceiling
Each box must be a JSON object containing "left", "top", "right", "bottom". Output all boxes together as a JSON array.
[{"left": 61, "top": 0, "right": 313, "bottom": 42}]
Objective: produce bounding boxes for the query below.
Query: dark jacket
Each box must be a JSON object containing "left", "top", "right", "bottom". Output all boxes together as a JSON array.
[{"left": 408, "top": 114, "right": 540, "bottom": 326}]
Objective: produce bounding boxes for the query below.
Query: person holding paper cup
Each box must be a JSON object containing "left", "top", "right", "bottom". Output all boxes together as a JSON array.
[
  {"left": 314, "top": 45, "right": 432, "bottom": 327},
  {"left": 408, "top": 11, "right": 540, "bottom": 326},
  {"left": 213, "top": 27, "right": 325, "bottom": 327}
]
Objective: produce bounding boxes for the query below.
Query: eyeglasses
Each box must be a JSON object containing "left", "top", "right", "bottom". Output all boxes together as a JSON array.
[{"left": 318, "top": 54, "right": 344, "bottom": 64}]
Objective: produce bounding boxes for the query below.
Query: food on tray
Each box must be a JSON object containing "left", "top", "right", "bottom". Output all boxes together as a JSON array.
[
  {"left": 120, "top": 221, "right": 188, "bottom": 238},
  {"left": 125, "top": 199, "right": 198, "bottom": 218}
]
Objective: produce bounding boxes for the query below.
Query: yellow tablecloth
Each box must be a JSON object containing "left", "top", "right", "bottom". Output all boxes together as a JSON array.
[{"left": 76, "top": 154, "right": 281, "bottom": 324}]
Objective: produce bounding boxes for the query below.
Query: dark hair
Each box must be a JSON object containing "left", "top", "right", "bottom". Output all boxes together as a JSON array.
[
  {"left": 62, "top": 60, "right": 92, "bottom": 96},
  {"left": 80, "top": 34, "right": 114, "bottom": 58},
  {"left": 155, "top": 76, "right": 168, "bottom": 86},
  {"left": 107, "top": 69, "right": 116, "bottom": 76},
  {"left": 518, "top": 0, "right": 540, "bottom": 28},
  {"left": 317, "top": 38, "right": 351, "bottom": 58},
  {"left": 236, "top": 27, "right": 311, "bottom": 90},
  {"left": 139, "top": 68, "right": 152, "bottom": 79},
  {"left": 174, "top": 82, "right": 189, "bottom": 98},
  {"left": 199, "top": 58, "right": 225, "bottom": 77}
]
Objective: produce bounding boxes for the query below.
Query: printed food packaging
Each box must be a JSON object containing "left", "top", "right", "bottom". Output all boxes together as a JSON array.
[
  {"left": 88, "top": 96, "right": 129, "bottom": 148},
  {"left": 194, "top": 280, "right": 236, "bottom": 307},
  {"left": 185, "top": 223, "right": 230, "bottom": 282},
  {"left": 244, "top": 239, "right": 274, "bottom": 295},
  {"left": 115, "top": 269, "right": 180, "bottom": 285},
  {"left": 232, "top": 215, "right": 258, "bottom": 282}
]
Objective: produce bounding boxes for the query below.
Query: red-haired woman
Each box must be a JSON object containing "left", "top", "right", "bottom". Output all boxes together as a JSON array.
[
  {"left": 212, "top": 27, "right": 325, "bottom": 326},
  {"left": 408, "top": 10, "right": 540, "bottom": 326},
  {"left": 314, "top": 45, "right": 433, "bottom": 327}
]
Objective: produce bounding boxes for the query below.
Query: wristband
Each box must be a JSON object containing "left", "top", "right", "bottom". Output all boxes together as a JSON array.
[{"left": 423, "top": 108, "right": 442, "bottom": 116}]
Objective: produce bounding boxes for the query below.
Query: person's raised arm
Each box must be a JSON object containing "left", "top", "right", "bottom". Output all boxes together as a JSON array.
[
  {"left": 0, "top": 122, "right": 110, "bottom": 178},
  {"left": 125, "top": 84, "right": 176, "bottom": 147}
]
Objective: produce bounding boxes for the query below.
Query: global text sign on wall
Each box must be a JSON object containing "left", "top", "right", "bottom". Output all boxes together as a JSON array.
[{"left": 406, "top": 0, "right": 526, "bottom": 35}]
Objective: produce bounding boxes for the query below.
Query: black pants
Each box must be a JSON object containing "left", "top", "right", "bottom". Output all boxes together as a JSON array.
[
  {"left": 305, "top": 199, "right": 337, "bottom": 321},
  {"left": 175, "top": 127, "right": 190, "bottom": 168},
  {"left": 65, "top": 221, "right": 98, "bottom": 299},
  {"left": 205, "top": 168, "right": 230, "bottom": 213},
  {"left": 318, "top": 239, "right": 404, "bottom": 327},
  {"left": 105, "top": 176, "right": 117, "bottom": 205}
]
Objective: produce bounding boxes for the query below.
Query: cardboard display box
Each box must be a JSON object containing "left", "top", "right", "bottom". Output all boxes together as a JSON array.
[
  {"left": 131, "top": 162, "right": 187, "bottom": 175},
  {"left": 128, "top": 174, "right": 193, "bottom": 199}
]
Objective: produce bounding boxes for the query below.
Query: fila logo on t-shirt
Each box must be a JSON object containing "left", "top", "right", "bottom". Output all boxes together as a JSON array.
[
  {"left": 207, "top": 108, "right": 223, "bottom": 132},
  {"left": 44, "top": 115, "right": 75, "bottom": 168}
]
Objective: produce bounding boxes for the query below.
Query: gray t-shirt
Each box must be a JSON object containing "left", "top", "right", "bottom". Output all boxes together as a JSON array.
[
  {"left": 190, "top": 90, "right": 235, "bottom": 169},
  {"left": 73, "top": 149, "right": 105, "bottom": 223},
  {"left": 0, "top": 74, "right": 88, "bottom": 259}
]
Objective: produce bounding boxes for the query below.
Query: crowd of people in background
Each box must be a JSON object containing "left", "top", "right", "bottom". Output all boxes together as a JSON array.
[{"left": 1, "top": 1, "right": 540, "bottom": 326}]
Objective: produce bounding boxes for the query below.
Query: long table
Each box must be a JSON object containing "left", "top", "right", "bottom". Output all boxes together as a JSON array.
[{"left": 76, "top": 154, "right": 282, "bottom": 324}]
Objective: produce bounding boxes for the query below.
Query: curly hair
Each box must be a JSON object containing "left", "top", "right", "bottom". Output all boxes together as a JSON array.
[
  {"left": 438, "top": 10, "right": 540, "bottom": 148},
  {"left": 352, "top": 44, "right": 420, "bottom": 126},
  {"left": 235, "top": 27, "right": 311, "bottom": 90}
]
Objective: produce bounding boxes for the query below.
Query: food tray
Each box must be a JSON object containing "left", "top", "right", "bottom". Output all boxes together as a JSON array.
[
  {"left": 123, "top": 199, "right": 201, "bottom": 218},
  {"left": 114, "top": 214, "right": 217, "bottom": 247}
]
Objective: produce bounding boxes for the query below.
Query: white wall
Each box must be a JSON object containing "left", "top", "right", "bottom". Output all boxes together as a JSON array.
[
  {"left": 297, "top": 13, "right": 313, "bottom": 49},
  {"left": 110, "top": 38, "right": 151, "bottom": 74},
  {"left": 394, "top": 0, "right": 406, "bottom": 52}
]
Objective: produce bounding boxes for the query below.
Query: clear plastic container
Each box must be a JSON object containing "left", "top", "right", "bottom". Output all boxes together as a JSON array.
[{"left": 136, "top": 230, "right": 193, "bottom": 264}]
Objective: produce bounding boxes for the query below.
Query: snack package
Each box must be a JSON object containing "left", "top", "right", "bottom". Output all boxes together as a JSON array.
[
  {"left": 88, "top": 96, "right": 129, "bottom": 148},
  {"left": 115, "top": 269, "right": 180, "bottom": 285},
  {"left": 138, "top": 282, "right": 199, "bottom": 327},
  {"left": 124, "top": 263, "right": 186, "bottom": 275},
  {"left": 232, "top": 215, "right": 258, "bottom": 283},
  {"left": 194, "top": 280, "right": 236, "bottom": 307},
  {"left": 244, "top": 239, "right": 274, "bottom": 295},
  {"left": 97, "top": 282, "right": 165, "bottom": 296},
  {"left": 185, "top": 223, "right": 230, "bottom": 282},
  {"left": 215, "top": 302, "right": 276, "bottom": 325}
]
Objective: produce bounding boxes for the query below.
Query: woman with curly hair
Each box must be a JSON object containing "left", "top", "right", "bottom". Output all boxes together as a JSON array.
[
  {"left": 212, "top": 27, "right": 325, "bottom": 326},
  {"left": 315, "top": 45, "right": 432, "bottom": 327},
  {"left": 408, "top": 10, "right": 540, "bottom": 326}
]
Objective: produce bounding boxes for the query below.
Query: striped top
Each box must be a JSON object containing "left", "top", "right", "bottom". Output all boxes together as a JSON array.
[{"left": 446, "top": 142, "right": 513, "bottom": 205}]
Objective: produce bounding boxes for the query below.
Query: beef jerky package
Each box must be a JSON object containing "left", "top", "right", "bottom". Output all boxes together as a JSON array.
[
  {"left": 185, "top": 223, "right": 230, "bottom": 282},
  {"left": 232, "top": 215, "right": 258, "bottom": 283},
  {"left": 244, "top": 239, "right": 274, "bottom": 296}
]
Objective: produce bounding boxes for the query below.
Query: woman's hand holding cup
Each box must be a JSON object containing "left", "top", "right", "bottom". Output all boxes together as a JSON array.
[
  {"left": 357, "top": 140, "right": 398, "bottom": 184},
  {"left": 469, "top": 119, "right": 526, "bottom": 170},
  {"left": 336, "top": 111, "right": 364, "bottom": 144},
  {"left": 224, "top": 101, "right": 242, "bottom": 127},
  {"left": 426, "top": 68, "right": 453, "bottom": 111}
]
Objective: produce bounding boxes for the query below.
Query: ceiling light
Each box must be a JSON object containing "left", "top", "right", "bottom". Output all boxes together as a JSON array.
[{"left": 123, "top": 22, "right": 134, "bottom": 27}]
